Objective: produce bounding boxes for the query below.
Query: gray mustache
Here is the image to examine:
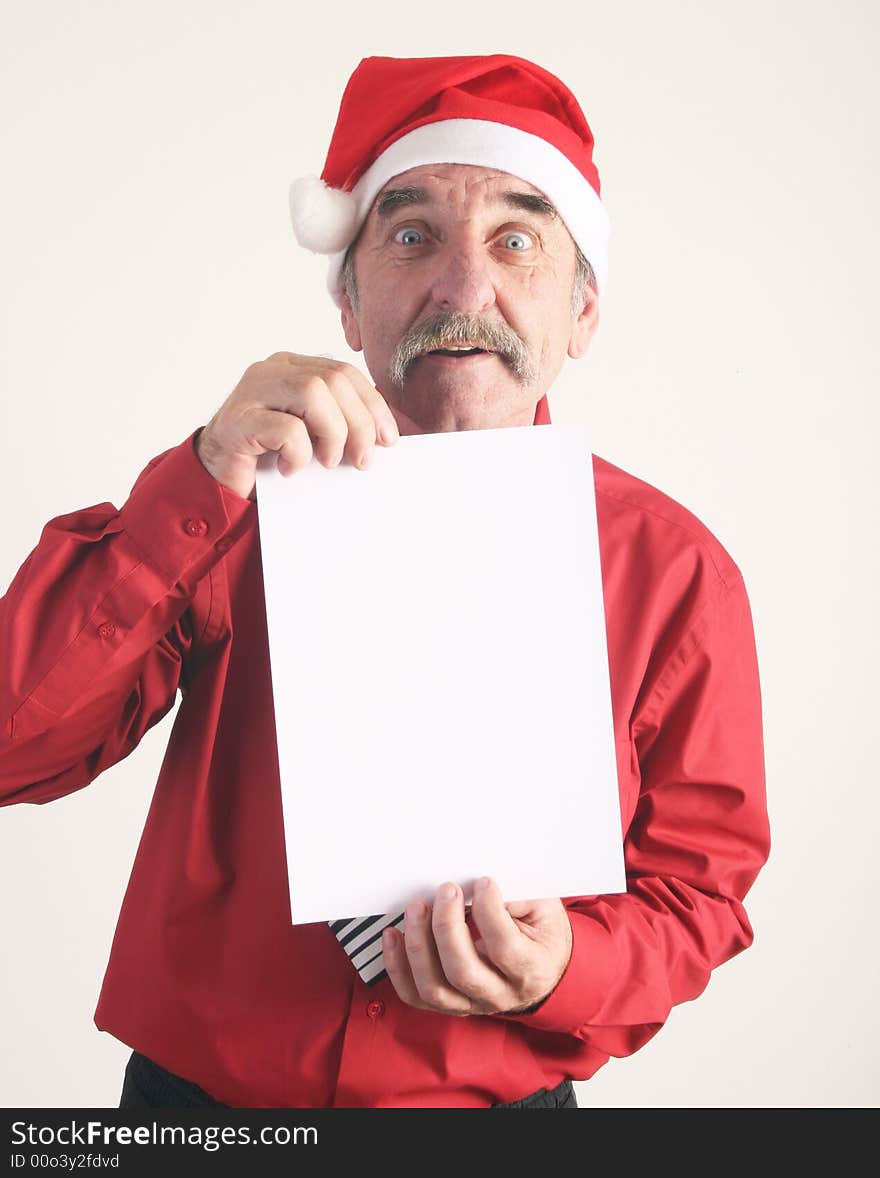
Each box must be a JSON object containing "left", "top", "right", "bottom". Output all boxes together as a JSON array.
[{"left": 389, "top": 312, "right": 537, "bottom": 388}]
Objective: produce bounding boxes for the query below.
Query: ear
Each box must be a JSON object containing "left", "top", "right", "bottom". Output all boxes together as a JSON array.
[
  {"left": 339, "top": 290, "right": 363, "bottom": 353},
  {"left": 567, "top": 285, "right": 600, "bottom": 359}
]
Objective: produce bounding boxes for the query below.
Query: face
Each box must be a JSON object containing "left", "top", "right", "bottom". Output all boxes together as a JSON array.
[{"left": 339, "top": 163, "right": 599, "bottom": 435}]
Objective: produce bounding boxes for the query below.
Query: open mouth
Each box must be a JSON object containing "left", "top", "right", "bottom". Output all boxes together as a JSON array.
[{"left": 425, "top": 346, "right": 493, "bottom": 358}]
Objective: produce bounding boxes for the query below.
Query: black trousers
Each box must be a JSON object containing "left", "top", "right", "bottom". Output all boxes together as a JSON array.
[{"left": 119, "top": 1050, "right": 577, "bottom": 1109}]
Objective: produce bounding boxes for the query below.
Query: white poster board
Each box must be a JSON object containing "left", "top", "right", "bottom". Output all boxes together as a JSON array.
[{"left": 255, "top": 423, "right": 625, "bottom": 923}]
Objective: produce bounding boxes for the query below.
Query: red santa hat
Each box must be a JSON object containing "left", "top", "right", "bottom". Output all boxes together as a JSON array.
[{"left": 289, "top": 54, "right": 609, "bottom": 308}]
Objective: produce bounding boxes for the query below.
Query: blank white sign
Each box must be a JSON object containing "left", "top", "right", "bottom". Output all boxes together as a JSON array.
[{"left": 255, "top": 423, "right": 625, "bottom": 924}]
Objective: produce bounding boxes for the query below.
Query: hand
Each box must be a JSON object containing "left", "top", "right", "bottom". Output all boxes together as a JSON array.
[
  {"left": 382, "top": 877, "right": 573, "bottom": 1017},
  {"left": 196, "top": 352, "right": 399, "bottom": 499}
]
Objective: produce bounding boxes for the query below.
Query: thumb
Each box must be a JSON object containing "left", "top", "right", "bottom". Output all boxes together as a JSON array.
[{"left": 504, "top": 898, "right": 559, "bottom": 923}]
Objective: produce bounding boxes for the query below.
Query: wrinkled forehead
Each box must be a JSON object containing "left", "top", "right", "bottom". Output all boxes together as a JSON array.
[
  {"left": 380, "top": 162, "right": 546, "bottom": 193},
  {"left": 371, "top": 162, "right": 558, "bottom": 218}
]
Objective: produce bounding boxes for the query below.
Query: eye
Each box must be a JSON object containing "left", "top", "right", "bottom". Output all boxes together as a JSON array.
[
  {"left": 393, "top": 226, "right": 424, "bottom": 245},
  {"left": 500, "top": 231, "right": 534, "bottom": 251}
]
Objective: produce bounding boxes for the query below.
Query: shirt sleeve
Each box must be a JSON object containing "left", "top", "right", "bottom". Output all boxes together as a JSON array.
[
  {"left": 496, "top": 566, "right": 770, "bottom": 1057},
  {"left": 0, "top": 430, "right": 255, "bottom": 807}
]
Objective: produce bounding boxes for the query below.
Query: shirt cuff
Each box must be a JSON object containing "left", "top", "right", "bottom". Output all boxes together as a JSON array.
[
  {"left": 492, "top": 906, "right": 618, "bottom": 1035},
  {"left": 120, "top": 429, "right": 254, "bottom": 583}
]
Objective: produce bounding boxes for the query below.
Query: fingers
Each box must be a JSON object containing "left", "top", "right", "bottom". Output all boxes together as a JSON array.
[
  {"left": 222, "top": 406, "right": 314, "bottom": 473},
  {"left": 430, "top": 884, "right": 505, "bottom": 1002},
  {"left": 326, "top": 360, "right": 399, "bottom": 448},
  {"left": 196, "top": 353, "right": 400, "bottom": 498},
  {"left": 469, "top": 881, "right": 572, "bottom": 990},
  {"left": 384, "top": 885, "right": 512, "bottom": 1017},
  {"left": 468, "top": 877, "right": 527, "bottom": 976},
  {"left": 254, "top": 356, "right": 387, "bottom": 468},
  {"left": 384, "top": 900, "right": 473, "bottom": 1016},
  {"left": 384, "top": 882, "right": 573, "bottom": 1018},
  {"left": 309, "top": 365, "right": 383, "bottom": 469},
  {"left": 276, "top": 354, "right": 399, "bottom": 463}
]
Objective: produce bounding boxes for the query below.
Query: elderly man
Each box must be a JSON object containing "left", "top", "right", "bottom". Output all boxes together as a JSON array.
[{"left": 0, "top": 54, "right": 769, "bottom": 1109}]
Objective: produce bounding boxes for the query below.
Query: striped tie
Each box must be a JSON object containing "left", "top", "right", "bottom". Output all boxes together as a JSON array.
[{"left": 329, "top": 913, "right": 405, "bottom": 985}]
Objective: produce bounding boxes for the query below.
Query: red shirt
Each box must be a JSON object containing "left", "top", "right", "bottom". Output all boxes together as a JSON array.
[{"left": 0, "top": 425, "right": 770, "bottom": 1108}]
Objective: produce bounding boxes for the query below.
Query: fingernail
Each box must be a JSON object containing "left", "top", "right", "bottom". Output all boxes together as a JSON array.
[
  {"left": 476, "top": 877, "right": 490, "bottom": 892},
  {"left": 382, "top": 928, "right": 396, "bottom": 951},
  {"left": 406, "top": 901, "right": 425, "bottom": 922},
  {"left": 358, "top": 449, "right": 372, "bottom": 469},
  {"left": 439, "top": 883, "right": 457, "bottom": 902}
]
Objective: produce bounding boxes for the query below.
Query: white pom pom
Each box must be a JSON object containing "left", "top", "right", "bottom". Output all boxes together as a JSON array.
[{"left": 289, "top": 175, "right": 360, "bottom": 255}]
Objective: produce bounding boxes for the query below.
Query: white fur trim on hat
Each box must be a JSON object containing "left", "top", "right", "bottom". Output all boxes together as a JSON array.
[
  {"left": 313, "top": 118, "right": 610, "bottom": 305},
  {"left": 289, "top": 175, "right": 361, "bottom": 255}
]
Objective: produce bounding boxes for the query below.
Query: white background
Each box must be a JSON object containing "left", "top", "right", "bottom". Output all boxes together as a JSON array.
[{"left": 1, "top": 0, "right": 876, "bottom": 1108}]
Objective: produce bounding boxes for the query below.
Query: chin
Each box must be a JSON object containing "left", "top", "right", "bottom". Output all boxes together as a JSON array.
[
  {"left": 421, "top": 405, "right": 488, "bottom": 433},
  {"left": 396, "top": 377, "right": 535, "bottom": 434}
]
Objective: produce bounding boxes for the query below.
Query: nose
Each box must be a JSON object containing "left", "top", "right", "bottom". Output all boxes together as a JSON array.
[{"left": 429, "top": 239, "right": 496, "bottom": 315}]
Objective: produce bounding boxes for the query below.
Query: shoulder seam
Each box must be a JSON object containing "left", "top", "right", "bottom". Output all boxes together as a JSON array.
[
  {"left": 636, "top": 572, "right": 744, "bottom": 733},
  {"left": 595, "top": 485, "right": 738, "bottom": 588}
]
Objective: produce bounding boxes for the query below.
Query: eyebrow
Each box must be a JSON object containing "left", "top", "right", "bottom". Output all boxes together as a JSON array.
[
  {"left": 376, "top": 187, "right": 429, "bottom": 215},
  {"left": 374, "top": 187, "right": 559, "bottom": 219},
  {"left": 501, "top": 191, "right": 558, "bottom": 218}
]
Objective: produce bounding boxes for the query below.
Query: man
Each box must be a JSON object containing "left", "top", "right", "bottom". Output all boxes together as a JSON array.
[{"left": 0, "top": 54, "right": 770, "bottom": 1109}]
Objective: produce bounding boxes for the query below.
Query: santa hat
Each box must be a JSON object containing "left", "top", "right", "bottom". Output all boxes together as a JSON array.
[{"left": 289, "top": 54, "right": 609, "bottom": 307}]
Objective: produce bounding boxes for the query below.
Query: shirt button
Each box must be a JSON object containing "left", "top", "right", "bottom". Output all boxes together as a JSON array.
[
  {"left": 184, "top": 518, "right": 208, "bottom": 538},
  {"left": 97, "top": 621, "right": 117, "bottom": 639},
  {"left": 366, "top": 1000, "right": 385, "bottom": 1020}
]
